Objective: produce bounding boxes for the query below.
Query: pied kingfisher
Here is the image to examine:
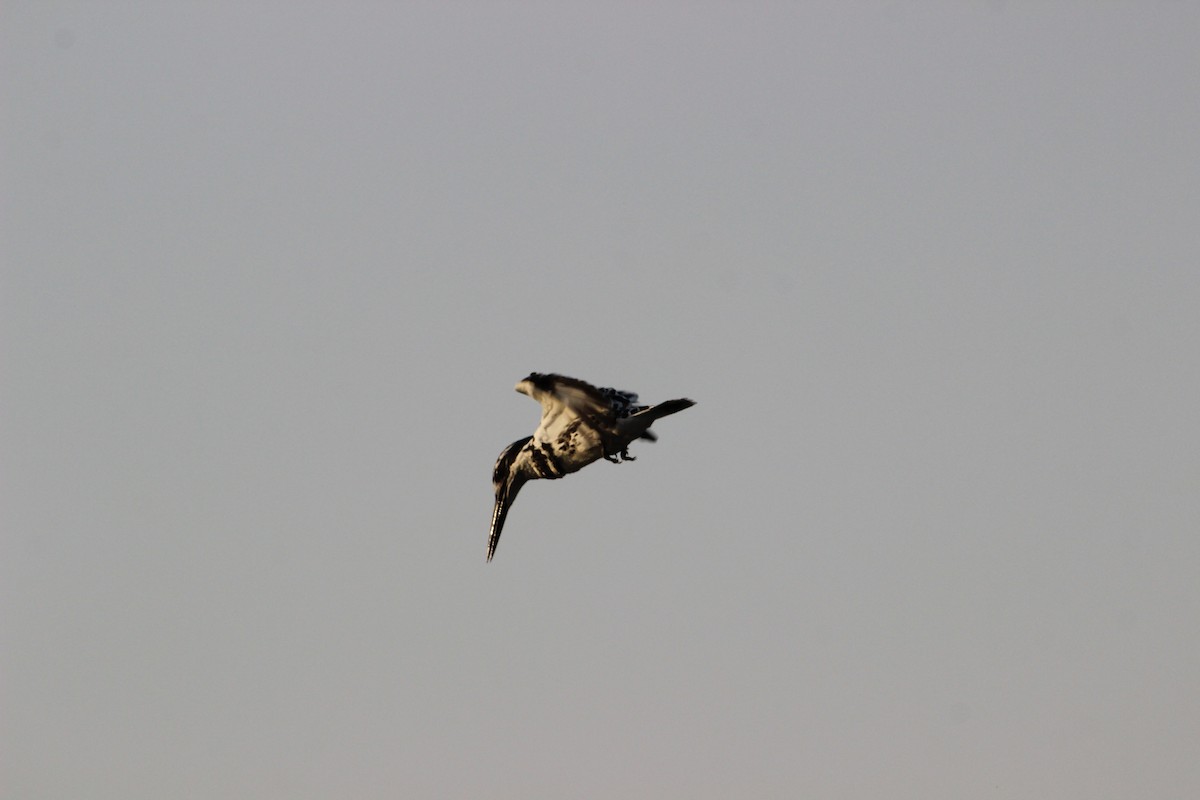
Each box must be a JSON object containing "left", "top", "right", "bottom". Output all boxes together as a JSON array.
[{"left": 488, "top": 372, "right": 695, "bottom": 562}]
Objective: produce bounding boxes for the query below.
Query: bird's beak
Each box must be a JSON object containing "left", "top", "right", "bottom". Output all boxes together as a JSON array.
[{"left": 487, "top": 478, "right": 524, "bottom": 562}]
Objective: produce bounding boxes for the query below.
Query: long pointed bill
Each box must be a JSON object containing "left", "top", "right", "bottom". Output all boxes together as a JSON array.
[
  {"left": 487, "top": 493, "right": 511, "bottom": 562},
  {"left": 487, "top": 478, "right": 524, "bottom": 562}
]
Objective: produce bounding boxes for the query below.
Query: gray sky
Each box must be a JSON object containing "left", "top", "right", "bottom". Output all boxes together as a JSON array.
[{"left": 3, "top": 2, "right": 1198, "bottom": 798}]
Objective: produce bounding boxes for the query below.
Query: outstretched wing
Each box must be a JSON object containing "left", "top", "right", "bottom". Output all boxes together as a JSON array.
[
  {"left": 517, "top": 373, "right": 617, "bottom": 443},
  {"left": 516, "top": 371, "right": 657, "bottom": 450},
  {"left": 542, "top": 374, "right": 613, "bottom": 416}
]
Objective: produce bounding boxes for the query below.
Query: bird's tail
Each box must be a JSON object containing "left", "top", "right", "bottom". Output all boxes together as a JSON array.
[
  {"left": 620, "top": 398, "right": 695, "bottom": 440},
  {"left": 645, "top": 398, "right": 696, "bottom": 419}
]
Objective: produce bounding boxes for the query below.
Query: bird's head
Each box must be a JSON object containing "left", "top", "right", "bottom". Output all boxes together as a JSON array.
[{"left": 488, "top": 436, "right": 532, "bottom": 562}]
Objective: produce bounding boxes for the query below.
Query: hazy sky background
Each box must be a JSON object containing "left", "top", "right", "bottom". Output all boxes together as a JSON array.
[{"left": 3, "top": 2, "right": 1198, "bottom": 798}]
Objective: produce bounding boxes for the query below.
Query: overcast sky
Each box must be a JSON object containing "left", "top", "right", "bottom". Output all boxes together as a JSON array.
[{"left": 3, "top": 3, "right": 1198, "bottom": 798}]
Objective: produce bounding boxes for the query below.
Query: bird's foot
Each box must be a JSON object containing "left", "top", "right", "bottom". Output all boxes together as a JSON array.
[{"left": 603, "top": 446, "right": 635, "bottom": 463}]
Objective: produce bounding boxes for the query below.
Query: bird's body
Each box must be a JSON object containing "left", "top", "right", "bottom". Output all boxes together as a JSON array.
[{"left": 488, "top": 373, "right": 694, "bottom": 561}]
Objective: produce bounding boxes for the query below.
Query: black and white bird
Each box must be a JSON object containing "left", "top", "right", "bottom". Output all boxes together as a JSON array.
[{"left": 488, "top": 372, "right": 695, "bottom": 562}]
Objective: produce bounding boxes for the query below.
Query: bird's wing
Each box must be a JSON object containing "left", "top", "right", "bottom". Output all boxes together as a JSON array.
[
  {"left": 599, "top": 385, "right": 647, "bottom": 418},
  {"left": 522, "top": 373, "right": 615, "bottom": 443},
  {"left": 543, "top": 374, "right": 613, "bottom": 415}
]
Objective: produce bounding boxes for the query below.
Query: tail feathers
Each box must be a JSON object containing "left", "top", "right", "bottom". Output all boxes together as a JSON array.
[
  {"left": 620, "top": 398, "right": 695, "bottom": 440},
  {"left": 646, "top": 398, "right": 695, "bottom": 420}
]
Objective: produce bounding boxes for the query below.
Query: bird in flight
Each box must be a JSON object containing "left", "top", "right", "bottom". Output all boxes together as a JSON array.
[{"left": 488, "top": 372, "right": 695, "bottom": 562}]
